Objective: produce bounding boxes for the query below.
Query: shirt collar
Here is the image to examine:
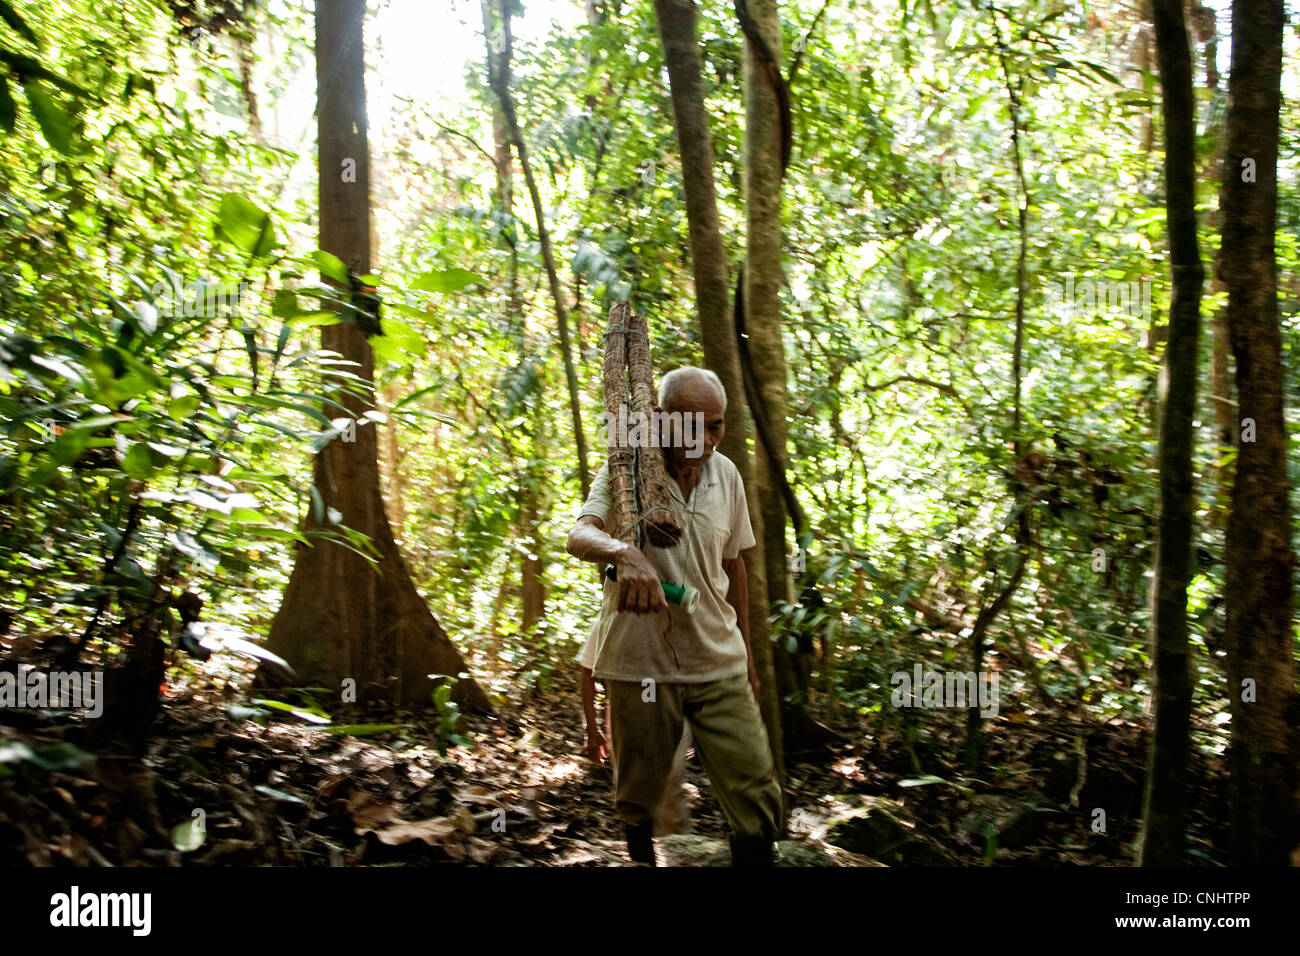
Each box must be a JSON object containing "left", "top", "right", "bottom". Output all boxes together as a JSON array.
[{"left": 667, "top": 453, "right": 719, "bottom": 504}]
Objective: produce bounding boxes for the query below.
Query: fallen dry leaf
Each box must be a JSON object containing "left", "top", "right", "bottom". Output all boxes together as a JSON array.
[
  {"left": 346, "top": 792, "right": 403, "bottom": 830},
  {"left": 319, "top": 773, "right": 350, "bottom": 798},
  {"left": 451, "top": 805, "right": 477, "bottom": 834},
  {"left": 467, "top": 836, "right": 498, "bottom": 864},
  {"left": 359, "top": 816, "right": 457, "bottom": 847},
  {"left": 457, "top": 785, "right": 504, "bottom": 807}
]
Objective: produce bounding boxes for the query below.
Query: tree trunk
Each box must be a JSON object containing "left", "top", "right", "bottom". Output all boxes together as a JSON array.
[
  {"left": 1193, "top": 1, "right": 1235, "bottom": 518},
  {"left": 483, "top": 0, "right": 591, "bottom": 500},
  {"left": 379, "top": 381, "right": 408, "bottom": 544},
  {"left": 256, "top": 0, "right": 490, "bottom": 712},
  {"left": 739, "top": 0, "right": 820, "bottom": 762},
  {"left": 971, "top": 8, "right": 1035, "bottom": 772},
  {"left": 487, "top": 0, "right": 523, "bottom": 338},
  {"left": 485, "top": 0, "right": 546, "bottom": 639},
  {"left": 652, "top": 0, "right": 783, "bottom": 783},
  {"left": 520, "top": 501, "right": 545, "bottom": 636},
  {"left": 1138, "top": 0, "right": 1202, "bottom": 867},
  {"left": 1218, "top": 0, "right": 1299, "bottom": 867}
]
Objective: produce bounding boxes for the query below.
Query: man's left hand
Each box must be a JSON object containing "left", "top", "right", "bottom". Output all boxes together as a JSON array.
[{"left": 748, "top": 667, "right": 761, "bottom": 701}]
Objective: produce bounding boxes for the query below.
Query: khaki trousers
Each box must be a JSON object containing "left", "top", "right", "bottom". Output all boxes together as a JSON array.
[
  {"left": 604, "top": 707, "right": 692, "bottom": 835},
  {"left": 607, "top": 673, "right": 781, "bottom": 841}
]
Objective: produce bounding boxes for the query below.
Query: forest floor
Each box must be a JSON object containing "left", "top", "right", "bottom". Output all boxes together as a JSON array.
[{"left": 0, "top": 651, "right": 1233, "bottom": 866}]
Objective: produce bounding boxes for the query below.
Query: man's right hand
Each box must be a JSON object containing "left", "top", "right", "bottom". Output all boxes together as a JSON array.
[
  {"left": 585, "top": 726, "right": 608, "bottom": 764},
  {"left": 614, "top": 546, "right": 668, "bottom": 615}
]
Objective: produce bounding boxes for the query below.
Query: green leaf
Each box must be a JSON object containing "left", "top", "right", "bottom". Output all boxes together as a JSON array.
[
  {"left": 1082, "top": 60, "right": 1119, "bottom": 84},
  {"left": 68, "top": 414, "right": 129, "bottom": 431},
  {"left": 898, "top": 775, "right": 949, "bottom": 788},
  {"left": 171, "top": 818, "right": 206, "bottom": 852},
  {"left": 25, "top": 742, "right": 94, "bottom": 771},
  {"left": 217, "top": 635, "right": 292, "bottom": 671},
  {"left": 899, "top": 775, "right": 974, "bottom": 798},
  {"left": 272, "top": 322, "right": 292, "bottom": 365},
  {"left": 319, "top": 724, "right": 408, "bottom": 735},
  {"left": 309, "top": 426, "right": 344, "bottom": 453},
  {"left": 410, "top": 268, "right": 483, "bottom": 293},
  {"left": 49, "top": 427, "right": 90, "bottom": 465},
  {"left": 310, "top": 250, "right": 349, "bottom": 285},
  {"left": 308, "top": 484, "right": 325, "bottom": 524},
  {"left": 167, "top": 395, "right": 200, "bottom": 420},
  {"left": 375, "top": 318, "right": 425, "bottom": 357},
  {"left": 290, "top": 310, "right": 340, "bottom": 328},
  {"left": 271, "top": 289, "right": 301, "bottom": 319},
  {"left": 22, "top": 81, "right": 70, "bottom": 153},
  {"left": 251, "top": 698, "right": 330, "bottom": 724},
  {"left": 390, "top": 384, "right": 440, "bottom": 411},
  {"left": 369, "top": 335, "right": 400, "bottom": 366},
  {"left": 121, "top": 442, "right": 153, "bottom": 479},
  {"left": 226, "top": 703, "right": 270, "bottom": 722},
  {"left": 0, "top": 740, "right": 35, "bottom": 764},
  {"left": 216, "top": 193, "right": 276, "bottom": 259},
  {"left": 254, "top": 785, "right": 307, "bottom": 805},
  {"left": 168, "top": 529, "right": 220, "bottom": 568}
]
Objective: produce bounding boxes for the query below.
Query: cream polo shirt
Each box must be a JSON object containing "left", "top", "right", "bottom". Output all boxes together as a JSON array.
[
  {"left": 577, "top": 619, "right": 598, "bottom": 670},
  {"left": 576, "top": 451, "right": 756, "bottom": 684}
]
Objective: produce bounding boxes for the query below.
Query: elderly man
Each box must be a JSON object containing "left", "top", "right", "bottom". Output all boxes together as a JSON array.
[{"left": 566, "top": 366, "right": 782, "bottom": 866}]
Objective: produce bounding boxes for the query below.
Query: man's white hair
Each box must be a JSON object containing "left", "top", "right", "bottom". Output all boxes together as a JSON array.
[{"left": 658, "top": 366, "right": 727, "bottom": 412}]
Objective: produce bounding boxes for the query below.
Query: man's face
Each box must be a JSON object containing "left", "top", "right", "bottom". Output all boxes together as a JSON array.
[{"left": 661, "top": 380, "right": 725, "bottom": 473}]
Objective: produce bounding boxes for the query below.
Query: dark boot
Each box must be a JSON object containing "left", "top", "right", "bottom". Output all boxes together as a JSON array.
[
  {"left": 625, "top": 820, "right": 656, "bottom": 866},
  {"left": 729, "top": 834, "right": 776, "bottom": 867}
]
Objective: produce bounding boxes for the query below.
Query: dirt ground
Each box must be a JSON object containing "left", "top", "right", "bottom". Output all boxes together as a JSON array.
[{"left": 0, "top": 654, "right": 1231, "bottom": 866}]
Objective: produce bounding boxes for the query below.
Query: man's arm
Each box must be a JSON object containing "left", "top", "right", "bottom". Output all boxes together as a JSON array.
[
  {"left": 723, "top": 552, "right": 760, "bottom": 699},
  {"left": 567, "top": 515, "right": 667, "bottom": 614}
]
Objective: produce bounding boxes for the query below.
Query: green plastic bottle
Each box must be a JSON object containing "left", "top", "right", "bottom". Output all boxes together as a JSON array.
[{"left": 604, "top": 566, "right": 700, "bottom": 614}]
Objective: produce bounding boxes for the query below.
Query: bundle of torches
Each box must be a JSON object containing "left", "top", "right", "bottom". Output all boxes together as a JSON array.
[{"left": 602, "top": 301, "right": 682, "bottom": 551}]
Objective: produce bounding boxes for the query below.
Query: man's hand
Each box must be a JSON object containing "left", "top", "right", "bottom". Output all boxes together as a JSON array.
[
  {"left": 585, "top": 725, "right": 608, "bottom": 764},
  {"left": 748, "top": 666, "right": 761, "bottom": 702},
  {"left": 614, "top": 545, "right": 668, "bottom": 615}
]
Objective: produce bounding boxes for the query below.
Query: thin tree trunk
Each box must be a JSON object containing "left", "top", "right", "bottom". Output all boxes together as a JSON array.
[
  {"left": 257, "top": 0, "right": 490, "bottom": 712},
  {"left": 1138, "top": 0, "right": 1202, "bottom": 866},
  {"left": 483, "top": 0, "right": 591, "bottom": 500},
  {"left": 488, "top": 1, "right": 523, "bottom": 338},
  {"left": 967, "top": 7, "right": 1034, "bottom": 772},
  {"left": 233, "top": 27, "right": 263, "bottom": 143},
  {"left": 652, "top": 0, "right": 782, "bottom": 780},
  {"left": 1193, "top": 1, "right": 1235, "bottom": 517},
  {"left": 520, "top": 502, "right": 545, "bottom": 636},
  {"left": 1218, "top": 0, "right": 1299, "bottom": 867},
  {"left": 485, "top": 0, "right": 546, "bottom": 636}
]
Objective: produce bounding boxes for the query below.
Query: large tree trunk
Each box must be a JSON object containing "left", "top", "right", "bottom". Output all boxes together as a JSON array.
[
  {"left": 738, "top": 0, "right": 819, "bottom": 762},
  {"left": 1218, "top": 0, "right": 1299, "bottom": 867},
  {"left": 652, "top": 0, "right": 782, "bottom": 782},
  {"left": 379, "top": 381, "right": 408, "bottom": 543},
  {"left": 256, "top": 0, "right": 490, "bottom": 712},
  {"left": 1137, "top": 0, "right": 1202, "bottom": 867}
]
